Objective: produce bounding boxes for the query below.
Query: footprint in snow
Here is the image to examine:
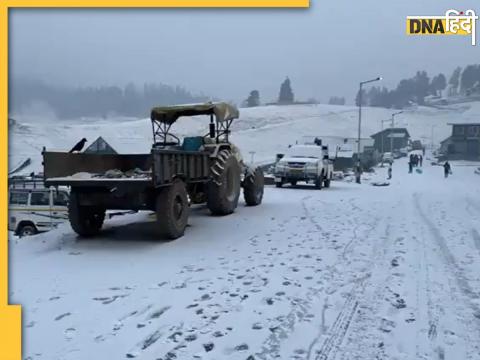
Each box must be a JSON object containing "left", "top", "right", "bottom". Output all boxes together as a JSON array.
[
  {"left": 379, "top": 318, "right": 396, "bottom": 333},
  {"left": 234, "top": 343, "right": 249, "bottom": 351},
  {"left": 64, "top": 327, "right": 76, "bottom": 340},
  {"left": 203, "top": 342, "right": 214, "bottom": 352},
  {"left": 148, "top": 306, "right": 171, "bottom": 319},
  {"left": 55, "top": 312, "right": 71, "bottom": 321},
  {"left": 185, "top": 333, "right": 198, "bottom": 342},
  {"left": 93, "top": 294, "right": 128, "bottom": 305}
]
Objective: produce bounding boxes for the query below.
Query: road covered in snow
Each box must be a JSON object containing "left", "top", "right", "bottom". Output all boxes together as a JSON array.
[{"left": 11, "top": 159, "right": 480, "bottom": 360}]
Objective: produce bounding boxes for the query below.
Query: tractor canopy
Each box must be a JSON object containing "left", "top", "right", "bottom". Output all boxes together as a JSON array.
[{"left": 150, "top": 102, "right": 239, "bottom": 125}]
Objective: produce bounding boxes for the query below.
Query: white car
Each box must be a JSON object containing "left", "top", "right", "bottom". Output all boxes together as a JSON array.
[
  {"left": 382, "top": 152, "right": 394, "bottom": 164},
  {"left": 274, "top": 145, "right": 334, "bottom": 189},
  {"left": 9, "top": 188, "right": 69, "bottom": 237}
]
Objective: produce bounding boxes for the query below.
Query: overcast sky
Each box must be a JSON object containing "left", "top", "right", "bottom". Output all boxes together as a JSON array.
[{"left": 9, "top": 1, "right": 480, "bottom": 104}]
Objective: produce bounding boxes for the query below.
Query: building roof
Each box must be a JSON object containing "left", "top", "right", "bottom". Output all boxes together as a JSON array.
[
  {"left": 447, "top": 123, "right": 480, "bottom": 126},
  {"left": 371, "top": 128, "right": 410, "bottom": 138},
  {"left": 440, "top": 136, "right": 452, "bottom": 145}
]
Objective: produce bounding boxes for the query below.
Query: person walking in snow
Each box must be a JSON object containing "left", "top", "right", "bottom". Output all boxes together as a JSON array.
[
  {"left": 419, "top": 155, "right": 423, "bottom": 167},
  {"left": 355, "top": 161, "right": 362, "bottom": 184},
  {"left": 387, "top": 165, "right": 392, "bottom": 180},
  {"left": 443, "top": 161, "right": 451, "bottom": 178},
  {"left": 408, "top": 161, "right": 413, "bottom": 174}
]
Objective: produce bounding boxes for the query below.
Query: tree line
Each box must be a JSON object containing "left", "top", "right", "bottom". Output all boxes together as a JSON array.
[
  {"left": 355, "top": 64, "right": 480, "bottom": 109},
  {"left": 9, "top": 77, "right": 209, "bottom": 119}
]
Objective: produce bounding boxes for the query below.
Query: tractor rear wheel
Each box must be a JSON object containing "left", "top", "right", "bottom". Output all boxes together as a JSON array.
[
  {"left": 68, "top": 190, "right": 105, "bottom": 237},
  {"left": 156, "top": 179, "right": 189, "bottom": 240},
  {"left": 243, "top": 167, "right": 264, "bottom": 206},
  {"left": 207, "top": 149, "right": 241, "bottom": 215}
]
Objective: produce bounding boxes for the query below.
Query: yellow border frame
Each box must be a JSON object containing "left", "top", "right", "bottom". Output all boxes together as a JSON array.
[{"left": 1, "top": 1, "right": 308, "bottom": 359}]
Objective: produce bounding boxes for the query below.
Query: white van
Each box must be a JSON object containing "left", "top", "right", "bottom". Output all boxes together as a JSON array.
[{"left": 9, "top": 188, "right": 69, "bottom": 237}]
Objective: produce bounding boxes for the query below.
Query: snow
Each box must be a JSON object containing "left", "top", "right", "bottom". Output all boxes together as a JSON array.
[
  {"left": 9, "top": 102, "right": 480, "bottom": 359},
  {"left": 11, "top": 102, "right": 480, "bottom": 173},
  {"left": 10, "top": 156, "right": 480, "bottom": 360}
]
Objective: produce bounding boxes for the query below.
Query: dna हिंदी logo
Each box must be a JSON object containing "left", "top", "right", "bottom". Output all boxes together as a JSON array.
[{"left": 406, "top": 9, "right": 478, "bottom": 46}]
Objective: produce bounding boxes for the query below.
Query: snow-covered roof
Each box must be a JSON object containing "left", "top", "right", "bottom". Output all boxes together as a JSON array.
[{"left": 447, "top": 122, "right": 480, "bottom": 126}]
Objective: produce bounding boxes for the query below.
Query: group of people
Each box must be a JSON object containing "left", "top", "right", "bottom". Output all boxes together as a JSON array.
[{"left": 408, "top": 153, "right": 423, "bottom": 173}]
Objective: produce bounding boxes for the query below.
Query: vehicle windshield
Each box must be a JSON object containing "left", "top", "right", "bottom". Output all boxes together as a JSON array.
[{"left": 286, "top": 146, "right": 323, "bottom": 159}]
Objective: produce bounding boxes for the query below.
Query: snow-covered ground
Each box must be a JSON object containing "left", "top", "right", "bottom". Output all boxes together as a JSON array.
[
  {"left": 10, "top": 157, "right": 480, "bottom": 360},
  {"left": 9, "top": 102, "right": 480, "bottom": 172}
]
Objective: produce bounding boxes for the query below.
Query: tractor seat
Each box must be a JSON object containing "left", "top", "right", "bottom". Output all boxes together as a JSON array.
[{"left": 182, "top": 136, "right": 204, "bottom": 152}]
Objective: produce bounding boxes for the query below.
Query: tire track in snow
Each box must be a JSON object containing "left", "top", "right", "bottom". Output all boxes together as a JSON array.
[
  {"left": 255, "top": 196, "right": 382, "bottom": 359},
  {"left": 308, "top": 209, "right": 392, "bottom": 360},
  {"left": 415, "top": 194, "right": 480, "bottom": 311}
]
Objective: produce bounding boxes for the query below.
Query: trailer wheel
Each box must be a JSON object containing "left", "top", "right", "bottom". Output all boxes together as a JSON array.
[
  {"left": 207, "top": 149, "right": 241, "bottom": 215},
  {"left": 290, "top": 180, "right": 297, "bottom": 187},
  {"left": 68, "top": 191, "right": 105, "bottom": 237},
  {"left": 156, "top": 179, "right": 189, "bottom": 240},
  {"left": 243, "top": 167, "right": 264, "bottom": 206}
]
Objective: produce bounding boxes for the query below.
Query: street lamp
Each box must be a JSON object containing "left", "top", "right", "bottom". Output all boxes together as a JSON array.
[
  {"left": 357, "top": 77, "right": 382, "bottom": 156},
  {"left": 390, "top": 111, "right": 403, "bottom": 153}
]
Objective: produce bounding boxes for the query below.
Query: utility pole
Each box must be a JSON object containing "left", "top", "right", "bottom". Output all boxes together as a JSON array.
[{"left": 357, "top": 77, "right": 382, "bottom": 158}]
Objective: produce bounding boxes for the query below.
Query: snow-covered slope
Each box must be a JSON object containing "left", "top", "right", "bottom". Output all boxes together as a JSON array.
[{"left": 9, "top": 102, "right": 479, "bottom": 172}]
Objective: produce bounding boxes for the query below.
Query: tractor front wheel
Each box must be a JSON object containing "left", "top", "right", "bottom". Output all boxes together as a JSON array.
[{"left": 243, "top": 167, "right": 264, "bottom": 206}]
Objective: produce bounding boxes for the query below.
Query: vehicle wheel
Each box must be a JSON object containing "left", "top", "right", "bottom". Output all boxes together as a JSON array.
[
  {"left": 18, "top": 224, "right": 37, "bottom": 237},
  {"left": 275, "top": 181, "right": 283, "bottom": 188},
  {"left": 156, "top": 179, "right": 189, "bottom": 239},
  {"left": 68, "top": 190, "right": 105, "bottom": 237},
  {"left": 324, "top": 176, "right": 331, "bottom": 188},
  {"left": 315, "top": 175, "right": 323, "bottom": 190},
  {"left": 207, "top": 149, "right": 241, "bottom": 215},
  {"left": 243, "top": 167, "right": 264, "bottom": 206},
  {"left": 290, "top": 180, "right": 297, "bottom": 187}
]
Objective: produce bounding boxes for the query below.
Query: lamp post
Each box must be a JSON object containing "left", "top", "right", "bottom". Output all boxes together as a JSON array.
[
  {"left": 357, "top": 77, "right": 382, "bottom": 158},
  {"left": 390, "top": 111, "right": 403, "bottom": 153}
]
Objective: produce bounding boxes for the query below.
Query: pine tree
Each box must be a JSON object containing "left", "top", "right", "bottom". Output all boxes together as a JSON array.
[
  {"left": 355, "top": 88, "right": 367, "bottom": 107},
  {"left": 245, "top": 90, "right": 260, "bottom": 107},
  {"left": 448, "top": 66, "right": 462, "bottom": 95},
  {"left": 278, "top": 77, "right": 294, "bottom": 104},
  {"left": 430, "top": 74, "right": 447, "bottom": 96}
]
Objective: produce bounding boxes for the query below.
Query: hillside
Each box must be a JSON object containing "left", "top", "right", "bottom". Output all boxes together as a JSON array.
[{"left": 9, "top": 102, "right": 480, "bottom": 173}]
